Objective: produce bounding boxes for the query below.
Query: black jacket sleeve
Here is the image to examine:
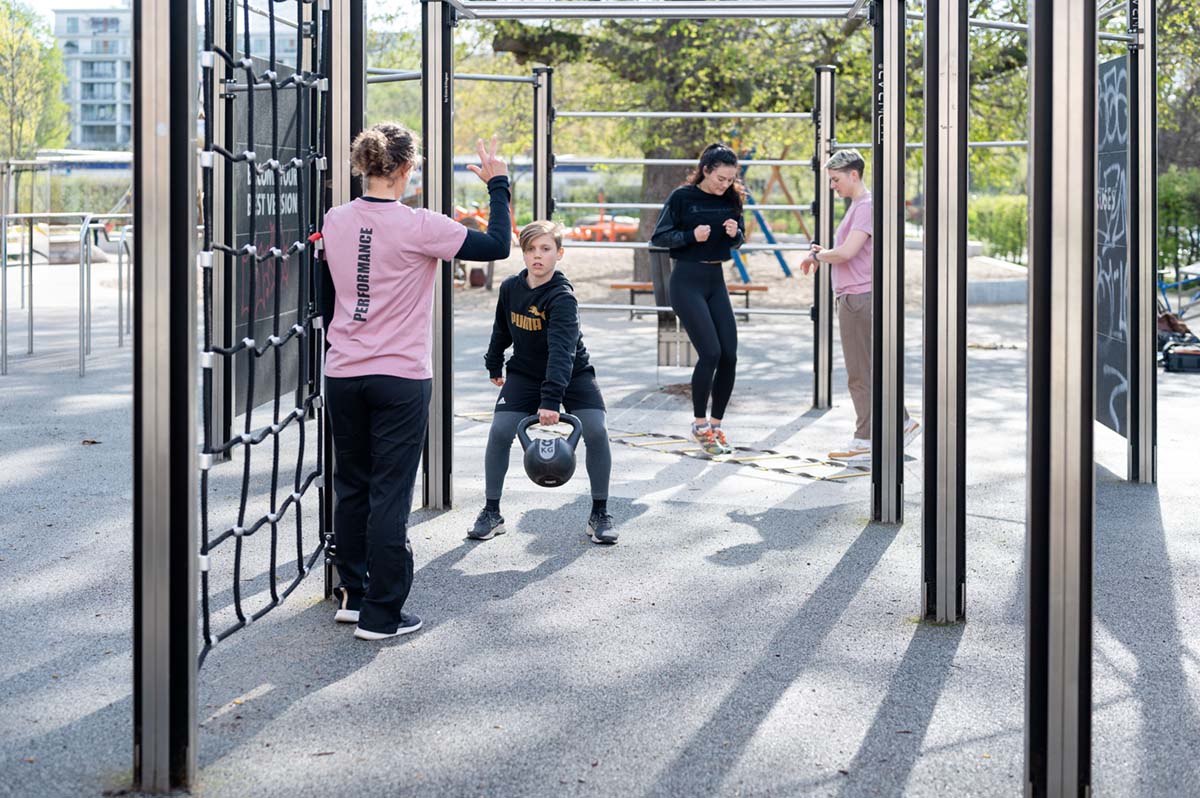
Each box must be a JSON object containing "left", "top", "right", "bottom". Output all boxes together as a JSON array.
[
  {"left": 650, "top": 193, "right": 696, "bottom": 250},
  {"left": 455, "top": 175, "right": 512, "bottom": 261},
  {"left": 484, "top": 282, "right": 512, "bottom": 378},
  {"left": 539, "top": 292, "right": 580, "bottom": 410},
  {"left": 728, "top": 213, "right": 745, "bottom": 250}
]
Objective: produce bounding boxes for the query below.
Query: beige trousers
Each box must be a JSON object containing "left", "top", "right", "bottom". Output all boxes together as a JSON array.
[{"left": 836, "top": 291, "right": 909, "bottom": 440}]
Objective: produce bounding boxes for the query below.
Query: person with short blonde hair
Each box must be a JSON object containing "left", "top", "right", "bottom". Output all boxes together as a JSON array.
[
  {"left": 801, "top": 149, "right": 918, "bottom": 460},
  {"left": 320, "top": 126, "right": 512, "bottom": 639},
  {"left": 469, "top": 221, "right": 617, "bottom": 545}
]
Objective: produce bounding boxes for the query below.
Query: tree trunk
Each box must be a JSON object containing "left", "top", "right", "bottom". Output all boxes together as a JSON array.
[{"left": 634, "top": 160, "right": 689, "bottom": 281}]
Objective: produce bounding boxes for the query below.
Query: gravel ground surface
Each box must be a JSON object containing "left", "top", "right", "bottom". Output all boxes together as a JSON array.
[{"left": 1, "top": 260, "right": 1195, "bottom": 798}]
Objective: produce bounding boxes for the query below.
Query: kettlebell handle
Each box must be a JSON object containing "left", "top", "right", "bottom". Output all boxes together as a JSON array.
[
  {"left": 559, "top": 413, "right": 583, "bottom": 449},
  {"left": 515, "top": 413, "right": 583, "bottom": 449}
]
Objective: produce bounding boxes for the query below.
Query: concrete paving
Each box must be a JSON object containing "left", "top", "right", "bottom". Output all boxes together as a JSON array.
[{"left": 1, "top": 261, "right": 1198, "bottom": 797}]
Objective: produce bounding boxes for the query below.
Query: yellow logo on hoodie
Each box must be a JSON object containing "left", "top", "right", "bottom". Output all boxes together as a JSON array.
[{"left": 511, "top": 304, "right": 545, "bottom": 332}]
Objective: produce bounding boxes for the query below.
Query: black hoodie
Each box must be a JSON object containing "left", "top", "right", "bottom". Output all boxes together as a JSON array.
[{"left": 484, "top": 270, "right": 593, "bottom": 410}]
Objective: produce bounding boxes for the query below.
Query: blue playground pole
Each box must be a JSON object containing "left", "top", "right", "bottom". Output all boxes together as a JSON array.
[{"left": 737, "top": 157, "right": 793, "bottom": 279}]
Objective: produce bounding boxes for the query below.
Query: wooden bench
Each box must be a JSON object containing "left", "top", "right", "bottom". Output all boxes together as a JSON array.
[{"left": 610, "top": 281, "right": 769, "bottom": 319}]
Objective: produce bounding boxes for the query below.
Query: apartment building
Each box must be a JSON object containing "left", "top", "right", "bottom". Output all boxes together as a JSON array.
[{"left": 53, "top": 3, "right": 133, "bottom": 150}]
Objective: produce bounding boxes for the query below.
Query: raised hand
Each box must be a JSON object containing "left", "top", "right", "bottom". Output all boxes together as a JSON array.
[
  {"left": 694, "top": 224, "right": 711, "bottom": 243},
  {"left": 465, "top": 134, "right": 508, "bottom": 183}
]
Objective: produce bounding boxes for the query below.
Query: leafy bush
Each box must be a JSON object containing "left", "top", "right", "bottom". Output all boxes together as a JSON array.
[
  {"left": 1159, "top": 166, "right": 1200, "bottom": 272},
  {"left": 968, "top": 194, "right": 1027, "bottom": 263},
  {"left": 44, "top": 175, "right": 131, "bottom": 215}
]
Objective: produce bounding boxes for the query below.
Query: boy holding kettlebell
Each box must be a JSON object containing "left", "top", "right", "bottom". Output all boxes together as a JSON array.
[{"left": 469, "top": 221, "right": 617, "bottom": 544}]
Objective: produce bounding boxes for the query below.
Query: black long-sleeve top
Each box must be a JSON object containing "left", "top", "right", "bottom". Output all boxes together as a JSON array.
[
  {"left": 650, "top": 184, "right": 745, "bottom": 262},
  {"left": 318, "top": 175, "right": 511, "bottom": 324},
  {"left": 484, "top": 270, "right": 594, "bottom": 410}
]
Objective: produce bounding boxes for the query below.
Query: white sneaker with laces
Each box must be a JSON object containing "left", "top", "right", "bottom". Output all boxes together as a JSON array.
[{"left": 829, "top": 438, "right": 871, "bottom": 460}]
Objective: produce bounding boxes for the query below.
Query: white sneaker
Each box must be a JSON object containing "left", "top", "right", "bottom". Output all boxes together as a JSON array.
[
  {"left": 333, "top": 586, "right": 359, "bottom": 624},
  {"left": 903, "top": 418, "right": 921, "bottom": 447},
  {"left": 829, "top": 438, "right": 871, "bottom": 460}
]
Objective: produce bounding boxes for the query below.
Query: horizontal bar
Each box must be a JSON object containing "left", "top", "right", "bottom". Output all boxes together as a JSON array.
[
  {"left": 556, "top": 201, "right": 813, "bottom": 212},
  {"left": 1097, "top": 1, "right": 1125, "bottom": 22},
  {"left": 367, "top": 73, "right": 421, "bottom": 84},
  {"left": 906, "top": 11, "right": 1028, "bottom": 33},
  {"left": 969, "top": 140, "right": 1029, "bottom": 148},
  {"left": 1099, "top": 32, "right": 1136, "bottom": 43},
  {"left": 366, "top": 69, "right": 537, "bottom": 84},
  {"left": 451, "top": 1, "right": 861, "bottom": 20},
  {"left": 455, "top": 72, "right": 538, "bottom": 84},
  {"left": 238, "top": 1, "right": 300, "bottom": 30},
  {"left": 557, "top": 110, "right": 813, "bottom": 120},
  {"left": 0, "top": 212, "right": 133, "bottom": 221},
  {"left": 832, "top": 141, "right": 1027, "bottom": 150},
  {"left": 578, "top": 302, "right": 810, "bottom": 317},
  {"left": 564, "top": 241, "right": 813, "bottom": 251},
  {"left": 556, "top": 156, "right": 810, "bottom": 167}
]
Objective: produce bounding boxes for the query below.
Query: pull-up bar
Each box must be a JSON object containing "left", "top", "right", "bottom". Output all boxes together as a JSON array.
[
  {"left": 557, "top": 156, "right": 810, "bottom": 167},
  {"left": 366, "top": 68, "right": 538, "bottom": 85},
  {"left": 446, "top": 0, "right": 861, "bottom": 21},
  {"left": 556, "top": 201, "right": 813, "bottom": 212},
  {"left": 557, "top": 111, "right": 813, "bottom": 120}
]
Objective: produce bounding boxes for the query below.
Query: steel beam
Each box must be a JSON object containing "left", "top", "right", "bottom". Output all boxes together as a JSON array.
[
  {"left": 132, "top": 0, "right": 198, "bottom": 790},
  {"left": 450, "top": 1, "right": 860, "bottom": 20},
  {"left": 533, "top": 66, "right": 554, "bottom": 220},
  {"left": 921, "top": 0, "right": 968, "bottom": 624},
  {"left": 1128, "top": 0, "right": 1156, "bottom": 484},
  {"left": 813, "top": 65, "right": 836, "bottom": 410},
  {"left": 1025, "top": 0, "right": 1096, "bottom": 794},
  {"left": 557, "top": 110, "right": 813, "bottom": 120},
  {"left": 871, "top": 0, "right": 905, "bottom": 524},
  {"left": 422, "top": 0, "right": 454, "bottom": 509}
]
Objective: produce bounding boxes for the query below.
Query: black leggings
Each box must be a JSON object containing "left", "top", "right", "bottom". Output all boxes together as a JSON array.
[{"left": 669, "top": 260, "right": 738, "bottom": 418}]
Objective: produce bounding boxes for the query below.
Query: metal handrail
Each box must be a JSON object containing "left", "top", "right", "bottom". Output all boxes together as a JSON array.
[
  {"left": 79, "top": 213, "right": 133, "bottom": 375},
  {"left": 0, "top": 210, "right": 132, "bottom": 376}
]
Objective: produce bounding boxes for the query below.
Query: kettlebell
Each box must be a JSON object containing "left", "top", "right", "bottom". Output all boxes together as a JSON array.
[{"left": 516, "top": 414, "right": 582, "bottom": 488}]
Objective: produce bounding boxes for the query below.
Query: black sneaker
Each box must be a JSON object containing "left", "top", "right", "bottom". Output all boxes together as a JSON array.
[
  {"left": 354, "top": 613, "right": 423, "bottom": 640},
  {"left": 333, "top": 586, "right": 360, "bottom": 624},
  {"left": 587, "top": 511, "right": 618, "bottom": 545},
  {"left": 468, "top": 508, "right": 505, "bottom": 540}
]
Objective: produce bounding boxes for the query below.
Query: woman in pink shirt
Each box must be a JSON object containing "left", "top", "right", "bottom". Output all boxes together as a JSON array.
[
  {"left": 800, "top": 149, "right": 917, "bottom": 461},
  {"left": 321, "top": 125, "right": 510, "bottom": 640}
]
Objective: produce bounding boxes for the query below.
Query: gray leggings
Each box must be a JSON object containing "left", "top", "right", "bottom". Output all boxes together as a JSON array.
[{"left": 485, "top": 409, "right": 611, "bottom": 501}]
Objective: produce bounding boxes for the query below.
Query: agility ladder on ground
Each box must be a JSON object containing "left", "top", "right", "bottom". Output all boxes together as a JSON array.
[{"left": 457, "top": 413, "right": 870, "bottom": 481}]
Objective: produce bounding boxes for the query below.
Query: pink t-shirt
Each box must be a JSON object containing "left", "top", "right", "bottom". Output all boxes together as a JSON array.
[
  {"left": 321, "top": 198, "right": 467, "bottom": 379},
  {"left": 831, "top": 191, "right": 873, "bottom": 297}
]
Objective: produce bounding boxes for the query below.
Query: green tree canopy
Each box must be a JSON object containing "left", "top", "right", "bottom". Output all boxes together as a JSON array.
[{"left": 0, "top": 0, "right": 68, "bottom": 159}]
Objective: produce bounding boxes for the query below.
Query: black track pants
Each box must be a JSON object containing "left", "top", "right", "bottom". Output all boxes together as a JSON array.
[{"left": 325, "top": 374, "right": 431, "bottom": 634}]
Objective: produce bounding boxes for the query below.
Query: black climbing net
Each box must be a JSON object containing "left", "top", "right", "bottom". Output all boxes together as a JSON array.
[{"left": 197, "top": 0, "right": 329, "bottom": 667}]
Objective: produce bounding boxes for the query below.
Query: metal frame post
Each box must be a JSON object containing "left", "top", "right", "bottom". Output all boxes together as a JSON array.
[
  {"left": 323, "top": 0, "right": 360, "bottom": 594},
  {"left": 532, "top": 66, "right": 555, "bottom": 220},
  {"left": 921, "top": 0, "right": 967, "bottom": 623},
  {"left": 1025, "top": 0, "right": 1095, "bottom": 794},
  {"left": 132, "top": 0, "right": 198, "bottom": 790},
  {"left": 812, "top": 65, "right": 835, "bottom": 410},
  {"left": 422, "top": 0, "right": 455, "bottom": 509},
  {"left": 210, "top": 0, "right": 230, "bottom": 454},
  {"left": 1, "top": 164, "right": 8, "bottom": 376},
  {"left": 1127, "top": 0, "right": 1156, "bottom": 484},
  {"left": 871, "top": 0, "right": 905, "bottom": 523}
]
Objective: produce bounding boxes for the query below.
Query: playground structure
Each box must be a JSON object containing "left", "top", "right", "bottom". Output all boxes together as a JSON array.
[{"left": 88, "top": 0, "right": 1164, "bottom": 795}]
